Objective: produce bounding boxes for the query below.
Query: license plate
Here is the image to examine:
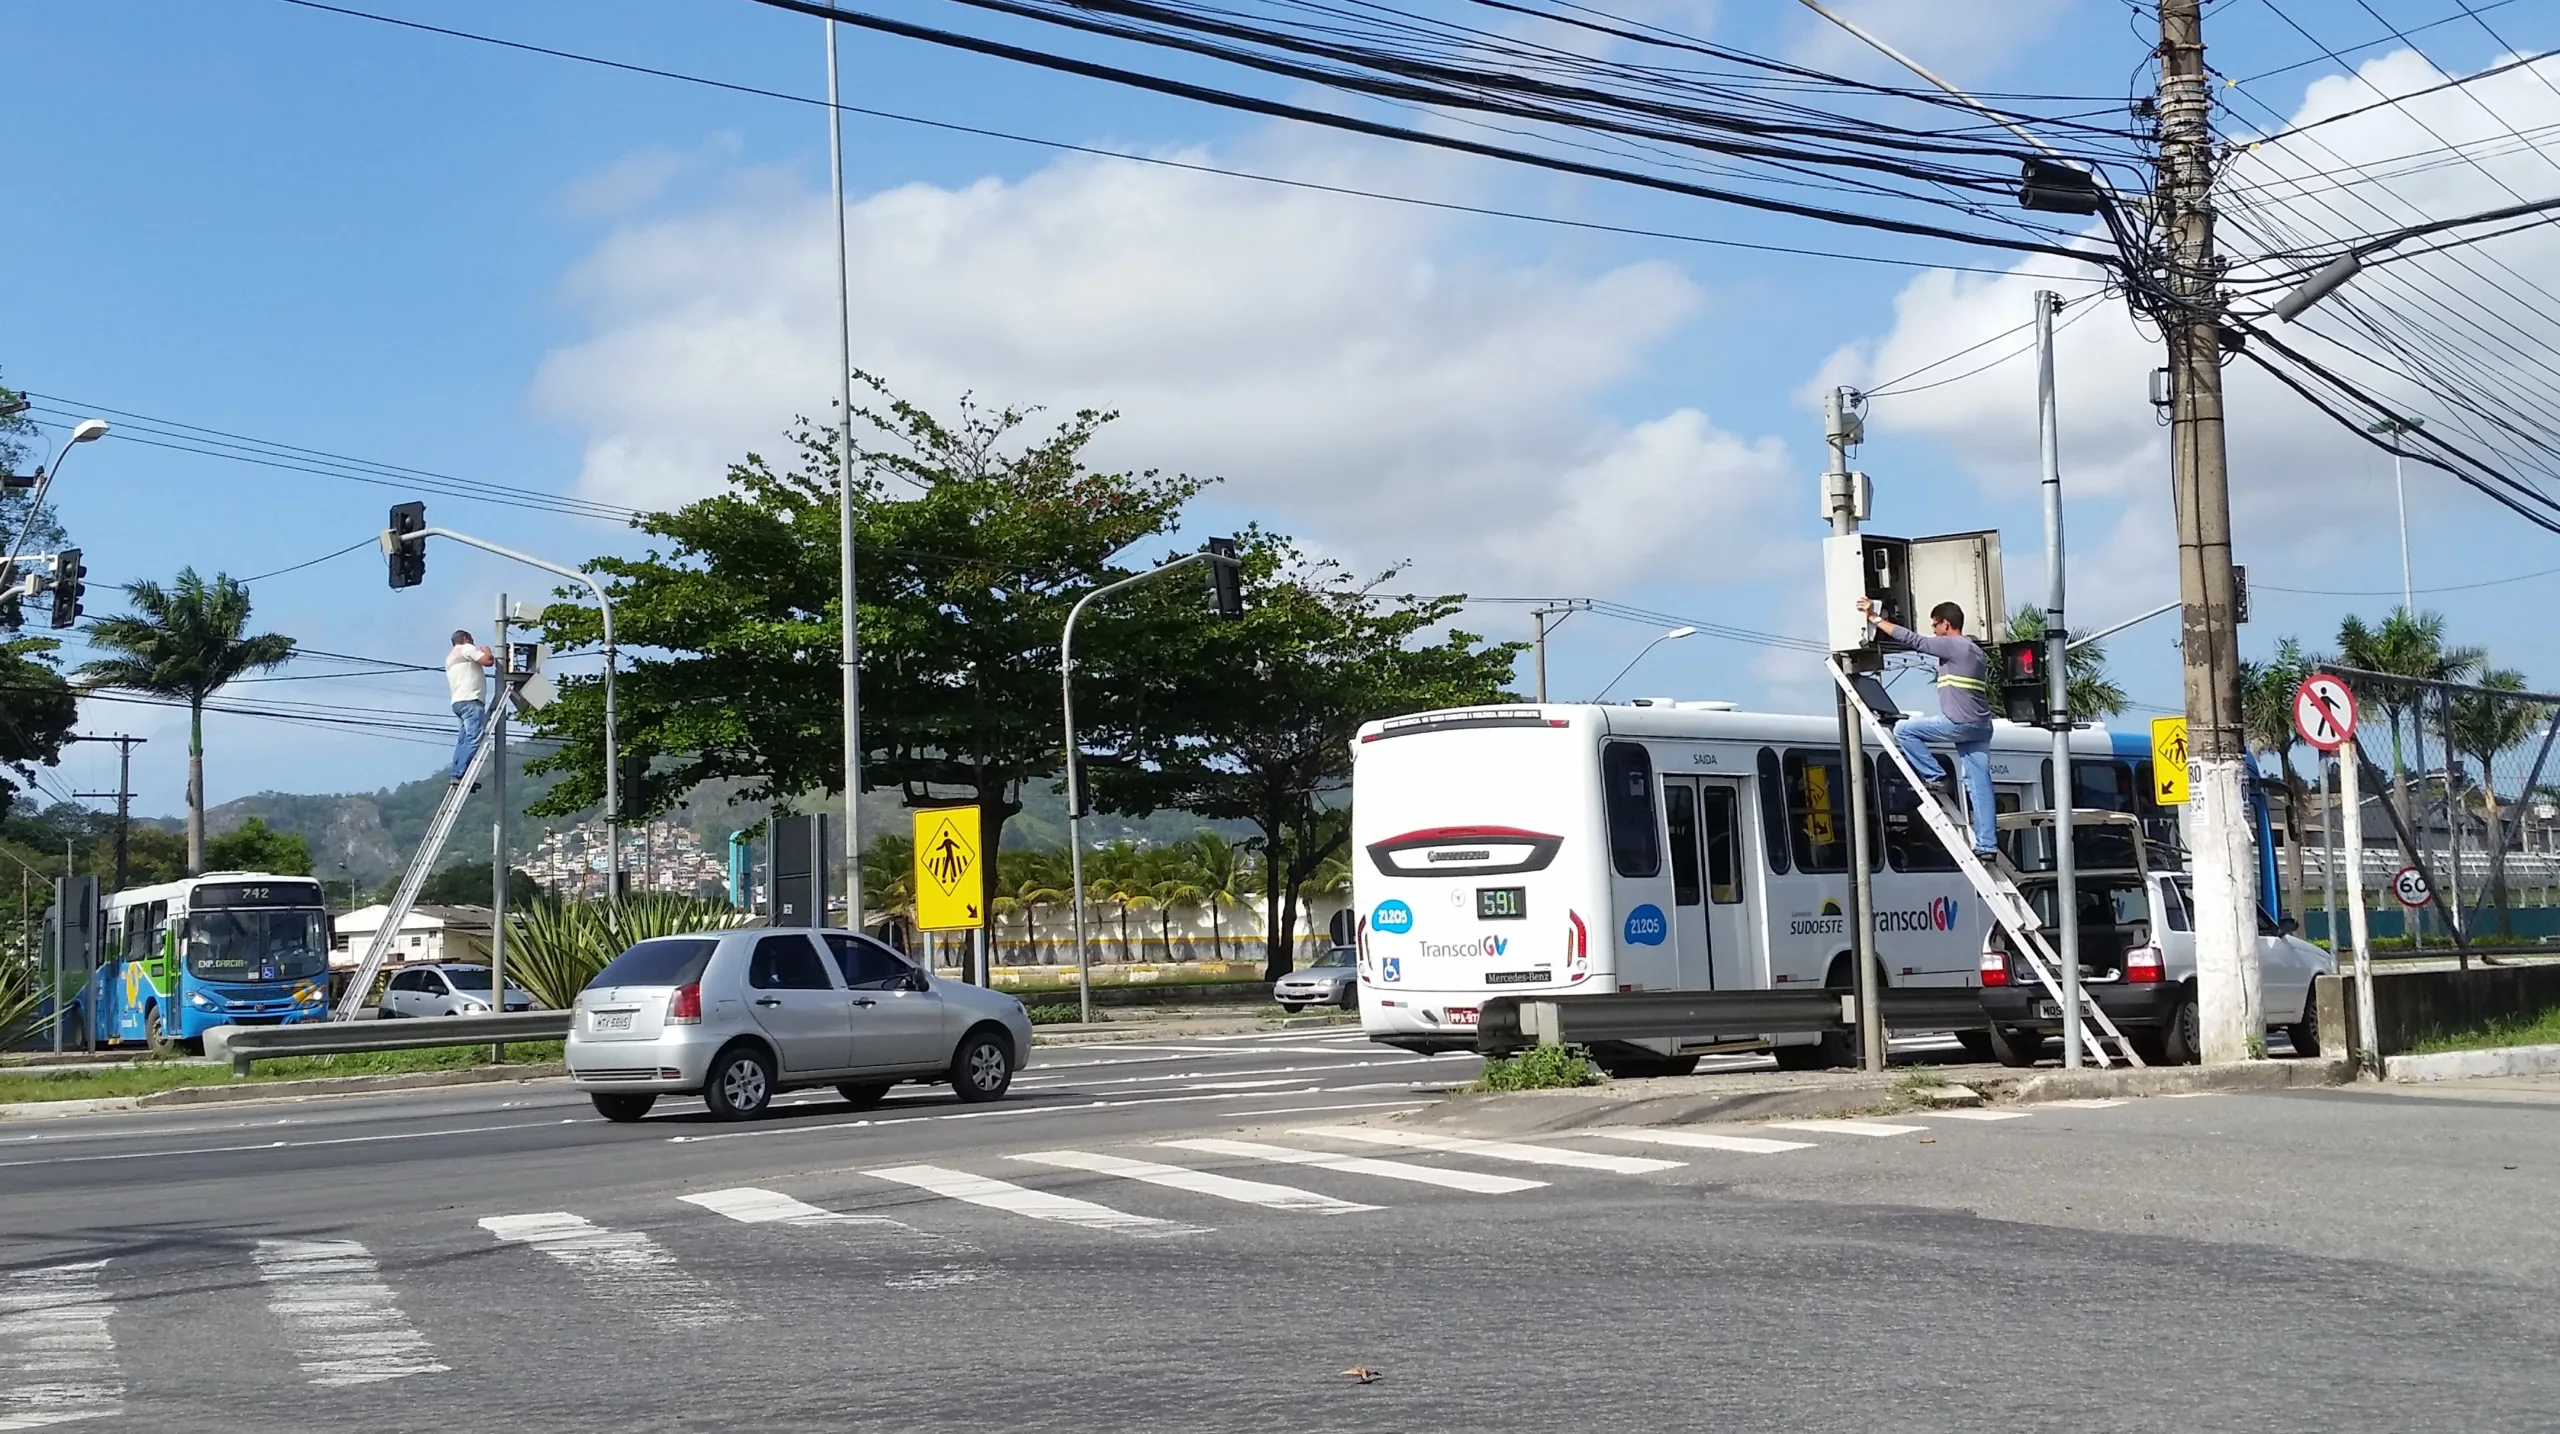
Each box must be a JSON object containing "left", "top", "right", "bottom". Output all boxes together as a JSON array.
[
  {"left": 1446, "top": 1007, "right": 1479, "bottom": 1025},
  {"left": 2035, "top": 1001, "right": 2061, "bottom": 1020},
  {"left": 593, "top": 1011, "right": 634, "bottom": 1033}
]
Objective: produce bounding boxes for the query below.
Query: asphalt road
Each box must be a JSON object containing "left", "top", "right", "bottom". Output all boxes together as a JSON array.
[{"left": 7, "top": 1034, "right": 2557, "bottom": 1433}]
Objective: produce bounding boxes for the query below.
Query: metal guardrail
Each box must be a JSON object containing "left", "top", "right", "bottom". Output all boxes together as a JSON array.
[
  {"left": 1477, "top": 988, "right": 1988, "bottom": 1055},
  {"left": 206, "top": 1011, "right": 570, "bottom": 1077}
]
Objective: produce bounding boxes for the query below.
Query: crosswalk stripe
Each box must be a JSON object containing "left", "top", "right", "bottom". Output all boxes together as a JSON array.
[
  {"left": 252, "top": 1240, "right": 448, "bottom": 1387},
  {"left": 479, "top": 1214, "right": 738, "bottom": 1329},
  {"left": 2041, "top": 1098, "right": 2129, "bottom": 1109},
  {"left": 1288, "top": 1126, "right": 1682, "bottom": 1174},
  {"left": 1011, "top": 1151, "right": 1378, "bottom": 1213},
  {"left": 867, "top": 1164, "right": 1205, "bottom": 1238},
  {"left": 1159, "top": 1138, "right": 1545, "bottom": 1194},
  {"left": 1765, "top": 1119, "right": 1926, "bottom": 1137},
  {"left": 0, "top": 1260, "right": 121, "bottom": 1430},
  {"left": 1591, "top": 1129, "right": 1813, "bottom": 1154},
  {"left": 678, "top": 1187, "right": 997, "bottom": 1289},
  {"left": 1920, "top": 1109, "right": 2030, "bottom": 1121}
]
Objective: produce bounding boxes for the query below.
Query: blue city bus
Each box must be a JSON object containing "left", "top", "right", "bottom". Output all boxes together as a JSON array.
[
  {"left": 2092, "top": 731, "right": 2284, "bottom": 924},
  {"left": 90, "top": 872, "right": 333, "bottom": 1051}
]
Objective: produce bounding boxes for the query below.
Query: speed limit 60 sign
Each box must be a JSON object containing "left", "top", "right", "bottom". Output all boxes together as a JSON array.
[{"left": 2393, "top": 865, "right": 2432, "bottom": 909}]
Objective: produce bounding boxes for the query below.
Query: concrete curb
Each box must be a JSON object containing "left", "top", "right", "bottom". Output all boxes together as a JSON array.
[
  {"left": 0, "top": 1062, "right": 570, "bottom": 1120},
  {"left": 2383, "top": 1043, "right": 2560, "bottom": 1083}
]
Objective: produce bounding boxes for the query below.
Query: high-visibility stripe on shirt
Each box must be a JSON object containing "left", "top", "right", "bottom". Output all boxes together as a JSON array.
[{"left": 1938, "top": 673, "right": 1988, "bottom": 692}]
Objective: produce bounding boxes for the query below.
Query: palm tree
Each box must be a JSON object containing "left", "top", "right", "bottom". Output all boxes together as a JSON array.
[
  {"left": 1086, "top": 840, "right": 1147, "bottom": 963},
  {"left": 1148, "top": 843, "right": 1209, "bottom": 963},
  {"left": 77, "top": 569, "right": 294, "bottom": 874},
  {"left": 2452, "top": 670, "right": 2545, "bottom": 936},
  {"left": 1188, "top": 831, "right": 1256, "bottom": 962},
  {"left": 2240, "top": 639, "right": 2316, "bottom": 927},
  {"left": 991, "top": 847, "right": 1067, "bottom": 964},
  {"left": 2005, "top": 604, "right": 2129, "bottom": 719},
  {"left": 2336, "top": 608, "right": 2483, "bottom": 831}
]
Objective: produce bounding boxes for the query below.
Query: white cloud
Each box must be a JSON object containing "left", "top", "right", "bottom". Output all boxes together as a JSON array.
[
  {"left": 530, "top": 132, "right": 1798, "bottom": 592},
  {"left": 1784, "top": 0, "right": 2069, "bottom": 85},
  {"left": 1806, "top": 46, "right": 2560, "bottom": 603}
]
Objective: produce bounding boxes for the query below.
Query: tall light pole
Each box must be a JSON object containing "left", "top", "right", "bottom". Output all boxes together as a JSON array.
[
  {"left": 5, "top": 418, "right": 107, "bottom": 578},
  {"left": 827, "top": 17, "right": 864, "bottom": 931},
  {"left": 2367, "top": 416, "right": 2422, "bottom": 613},
  {"left": 2036, "top": 288, "right": 2084, "bottom": 1068},
  {"left": 1590, "top": 626, "right": 1694, "bottom": 702}
]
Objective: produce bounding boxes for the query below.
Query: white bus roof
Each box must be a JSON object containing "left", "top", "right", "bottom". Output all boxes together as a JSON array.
[{"left": 1356, "top": 701, "right": 2132, "bottom": 750}]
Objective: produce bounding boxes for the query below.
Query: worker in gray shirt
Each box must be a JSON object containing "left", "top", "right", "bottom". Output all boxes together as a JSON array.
[{"left": 1856, "top": 596, "right": 1997, "bottom": 858}]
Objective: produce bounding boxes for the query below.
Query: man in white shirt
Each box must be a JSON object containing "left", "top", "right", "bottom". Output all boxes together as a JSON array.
[{"left": 446, "top": 630, "right": 494, "bottom": 785}]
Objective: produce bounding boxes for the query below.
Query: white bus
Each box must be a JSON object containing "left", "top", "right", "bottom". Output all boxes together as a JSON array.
[{"left": 1350, "top": 699, "right": 2157, "bottom": 1072}]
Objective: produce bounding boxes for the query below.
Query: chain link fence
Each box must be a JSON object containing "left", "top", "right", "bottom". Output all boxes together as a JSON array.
[{"left": 2284, "top": 666, "right": 2560, "bottom": 954}]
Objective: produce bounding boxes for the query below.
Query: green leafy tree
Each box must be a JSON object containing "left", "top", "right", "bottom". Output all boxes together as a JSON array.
[
  {"left": 991, "top": 847, "right": 1067, "bottom": 964},
  {"left": 2451, "top": 670, "right": 2546, "bottom": 935},
  {"left": 2239, "top": 638, "right": 2316, "bottom": 923},
  {"left": 75, "top": 570, "right": 294, "bottom": 874},
  {"left": 204, "top": 816, "right": 314, "bottom": 876},
  {"left": 1186, "top": 830, "right": 1257, "bottom": 962},
  {"left": 2004, "top": 604, "right": 2128, "bottom": 719},
  {"left": 526, "top": 377, "right": 1201, "bottom": 934},
  {"left": 2336, "top": 608, "right": 2483, "bottom": 837},
  {"left": 0, "top": 370, "right": 69, "bottom": 559},
  {"left": 0, "top": 637, "right": 78, "bottom": 813},
  {"left": 1098, "top": 535, "right": 1523, "bottom": 978}
]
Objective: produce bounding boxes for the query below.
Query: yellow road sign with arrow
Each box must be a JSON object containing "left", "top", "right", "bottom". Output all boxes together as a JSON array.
[
  {"left": 2150, "top": 717, "right": 2191, "bottom": 806},
  {"left": 913, "top": 806, "right": 985, "bottom": 931}
]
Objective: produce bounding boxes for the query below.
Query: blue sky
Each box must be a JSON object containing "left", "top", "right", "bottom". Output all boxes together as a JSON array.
[{"left": 8, "top": 0, "right": 2560, "bottom": 819}]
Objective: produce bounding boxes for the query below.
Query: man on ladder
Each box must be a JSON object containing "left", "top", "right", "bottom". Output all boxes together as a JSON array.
[{"left": 1856, "top": 596, "right": 1997, "bottom": 860}]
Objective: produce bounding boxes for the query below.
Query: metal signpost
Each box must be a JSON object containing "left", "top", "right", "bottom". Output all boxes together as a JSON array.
[{"left": 2294, "top": 674, "right": 2376, "bottom": 1072}]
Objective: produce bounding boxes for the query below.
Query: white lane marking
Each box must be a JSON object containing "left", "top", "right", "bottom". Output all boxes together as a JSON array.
[
  {"left": 0, "top": 1260, "right": 120, "bottom": 1430},
  {"left": 1160, "top": 1138, "right": 1544, "bottom": 1194},
  {"left": 1011, "top": 1150, "right": 1378, "bottom": 1214},
  {"left": 0, "top": 1119, "right": 581, "bottom": 1172},
  {"left": 866, "top": 1165, "right": 1205, "bottom": 1237},
  {"left": 678, "top": 1187, "right": 995, "bottom": 1288},
  {"left": 662, "top": 1088, "right": 1417, "bottom": 1145},
  {"left": 1185, "top": 1080, "right": 1318, "bottom": 1092},
  {"left": 251, "top": 1240, "right": 448, "bottom": 1387},
  {"left": 1920, "top": 1109, "right": 2031, "bottom": 1122},
  {"left": 1288, "top": 1126, "right": 1681, "bottom": 1174},
  {"left": 1765, "top": 1119, "right": 1927, "bottom": 1138},
  {"left": 2159, "top": 1092, "right": 2221, "bottom": 1100},
  {"left": 1591, "top": 1129, "right": 1813, "bottom": 1154},
  {"left": 478, "top": 1214, "right": 738, "bottom": 1329},
  {"left": 2039, "top": 1098, "right": 2129, "bottom": 1109}
]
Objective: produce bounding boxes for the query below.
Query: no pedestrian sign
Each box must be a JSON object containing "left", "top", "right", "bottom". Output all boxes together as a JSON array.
[
  {"left": 2292, "top": 674, "right": 2357, "bottom": 751},
  {"left": 912, "top": 806, "right": 984, "bottom": 931}
]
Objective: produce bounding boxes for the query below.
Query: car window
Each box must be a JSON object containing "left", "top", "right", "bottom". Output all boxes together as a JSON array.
[
  {"left": 588, "top": 937, "right": 718, "bottom": 990},
  {"left": 823, "top": 933, "right": 915, "bottom": 991},
  {"left": 2163, "top": 880, "right": 2192, "bottom": 933},
  {"left": 1311, "top": 949, "right": 1354, "bottom": 969},
  {"left": 749, "top": 934, "right": 835, "bottom": 991},
  {"left": 423, "top": 971, "right": 451, "bottom": 994},
  {"left": 445, "top": 968, "right": 494, "bottom": 992}
]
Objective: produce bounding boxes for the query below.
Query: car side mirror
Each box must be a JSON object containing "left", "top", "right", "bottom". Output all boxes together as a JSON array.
[
  {"left": 906, "top": 968, "right": 931, "bottom": 992},
  {"left": 2278, "top": 917, "right": 2300, "bottom": 937}
]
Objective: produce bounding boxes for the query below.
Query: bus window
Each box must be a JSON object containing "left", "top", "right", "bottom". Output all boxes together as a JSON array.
[
  {"left": 1877, "top": 763, "right": 1957, "bottom": 872},
  {"left": 1785, "top": 749, "right": 1850, "bottom": 873},
  {"left": 1701, "top": 787, "right": 1743, "bottom": 904},
  {"left": 1601, "top": 742, "right": 1660, "bottom": 878},
  {"left": 1664, "top": 784, "right": 1702, "bottom": 906},
  {"left": 1755, "top": 748, "right": 1791, "bottom": 876}
]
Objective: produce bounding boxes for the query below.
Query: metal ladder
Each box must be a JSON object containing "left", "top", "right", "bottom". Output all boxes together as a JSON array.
[
  {"left": 332, "top": 727, "right": 500, "bottom": 1020},
  {"left": 1827, "top": 661, "right": 2145, "bottom": 1067}
]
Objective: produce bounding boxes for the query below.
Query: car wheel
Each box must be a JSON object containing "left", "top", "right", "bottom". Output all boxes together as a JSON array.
[
  {"left": 375, "top": 1006, "right": 399, "bottom": 1020},
  {"left": 1338, "top": 986, "right": 1359, "bottom": 1011},
  {"left": 590, "top": 1093, "right": 656, "bottom": 1122},
  {"left": 1985, "top": 1024, "right": 2044, "bottom": 1068},
  {"left": 1954, "top": 1030, "right": 1997, "bottom": 1062},
  {"left": 949, "top": 1027, "right": 1015, "bottom": 1103},
  {"left": 1772, "top": 1042, "right": 1831, "bottom": 1071},
  {"left": 2162, "top": 988, "right": 2202, "bottom": 1065},
  {"left": 702, "top": 1044, "right": 775, "bottom": 1120},
  {"left": 2285, "top": 989, "right": 2322, "bottom": 1057},
  {"left": 837, "top": 1082, "right": 893, "bottom": 1110},
  {"left": 1277, "top": 1002, "right": 1305, "bottom": 1014}
]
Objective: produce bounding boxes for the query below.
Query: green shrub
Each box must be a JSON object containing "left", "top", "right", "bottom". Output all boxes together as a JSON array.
[
  {"left": 1473, "top": 1044, "right": 1599, "bottom": 1091},
  {"left": 506, "top": 895, "right": 757, "bottom": 1009},
  {"left": 1024, "top": 1003, "right": 1087, "bottom": 1025}
]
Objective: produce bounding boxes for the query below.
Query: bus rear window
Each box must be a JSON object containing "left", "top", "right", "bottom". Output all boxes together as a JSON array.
[
  {"left": 588, "top": 938, "right": 718, "bottom": 990},
  {"left": 1601, "top": 742, "right": 1659, "bottom": 878}
]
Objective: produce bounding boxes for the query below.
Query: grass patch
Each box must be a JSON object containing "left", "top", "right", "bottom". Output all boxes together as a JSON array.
[
  {"left": 0, "top": 1040, "right": 565, "bottom": 1105},
  {"left": 1472, "top": 1044, "right": 1600, "bottom": 1091},
  {"left": 1895, "top": 1069, "right": 1946, "bottom": 1097},
  {"left": 1024, "top": 1004, "right": 1089, "bottom": 1026},
  {"left": 2408, "top": 1007, "right": 2560, "bottom": 1055}
]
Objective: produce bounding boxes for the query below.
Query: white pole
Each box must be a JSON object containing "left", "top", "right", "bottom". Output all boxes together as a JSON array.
[
  {"left": 2038, "top": 289, "right": 2082, "bottom": 1068},
  {"left": 491, "top": 593, "right": 510, "bottom": 1061},
  {"left": 2340, "top": 743, "right": 2378, "bottom": 1073},
  {"left": 827, "top": 18, "right": 864, "bottom": 932},
  {"left": 2394, "top": 448, "right": 2412, "bottom": 614}
]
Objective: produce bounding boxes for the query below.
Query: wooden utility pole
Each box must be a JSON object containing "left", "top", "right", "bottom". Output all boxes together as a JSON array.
[{"left": 2157, "top": 0, "right": 2263, "bottom": 1060}]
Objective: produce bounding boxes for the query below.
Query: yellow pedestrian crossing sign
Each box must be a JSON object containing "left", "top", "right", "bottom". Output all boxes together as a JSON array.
[
  {"left": 2150, "top": 717, "right": 2191, "bottom": 806},
  {"left": 912, "top": 806, "right": 984, "bottom": 930}
]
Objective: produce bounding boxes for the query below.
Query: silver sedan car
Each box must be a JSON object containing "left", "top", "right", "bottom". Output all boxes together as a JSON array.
[
  {"left": 1273, "top": 947, "right": 1359, "bottom": 1012},
  {"left": 566, "top": 927, "right": 1033, "bottom": 1123}
]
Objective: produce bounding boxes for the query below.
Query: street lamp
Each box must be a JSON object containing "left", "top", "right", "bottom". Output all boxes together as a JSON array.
[
  {"left": 2367, "top": 416, "right": 2423, "bottom": 614},
  {"left": 4, "top": 417, "right": 107, "bottom": 578},
  {"left": 1591, "top": 626, "right": 1696, "bottom": 702}
]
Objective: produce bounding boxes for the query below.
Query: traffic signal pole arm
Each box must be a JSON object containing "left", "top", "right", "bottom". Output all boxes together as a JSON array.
[
  {"left": 382, "top": 523, "right": 620, "bottom": 860},
  {"left": 1059, "top": 546, "right": 1240, "bottom": 1024}
]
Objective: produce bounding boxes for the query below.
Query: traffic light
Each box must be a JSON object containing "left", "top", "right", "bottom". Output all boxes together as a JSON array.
[
  {"left": 1999, "top": 640, "right": 2051, "bottom": 726},
  {"left": 2018, "top": 157, "right": 2103, "bottom": 214},
  {"left": 385, "top": 501, "right": 427, "bottom": 589},
  {"left": 0, "top": 561, "right": 17, "bottom": 632},
  {"left": 1204, "top": 536, "right": 1242, "bottom": 619},
  {"left": 47, "top": 549, "right": 82, "bottom": 630},
  {"left": 614, "top": 749, "right": 650, "bottom": 822}
]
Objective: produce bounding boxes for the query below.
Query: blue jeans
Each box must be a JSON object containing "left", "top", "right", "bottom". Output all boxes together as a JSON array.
[
  {"left": 451, "top": 699, "right": 487, "bottom": 780},
  {"left": 1894, "top": 714, "right": 1996, "bottom": 854}
]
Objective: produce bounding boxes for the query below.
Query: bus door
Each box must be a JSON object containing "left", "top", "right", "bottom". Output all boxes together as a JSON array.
[{"left": 1662, "top": 776, "right": 1752, "bottom": 991}]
